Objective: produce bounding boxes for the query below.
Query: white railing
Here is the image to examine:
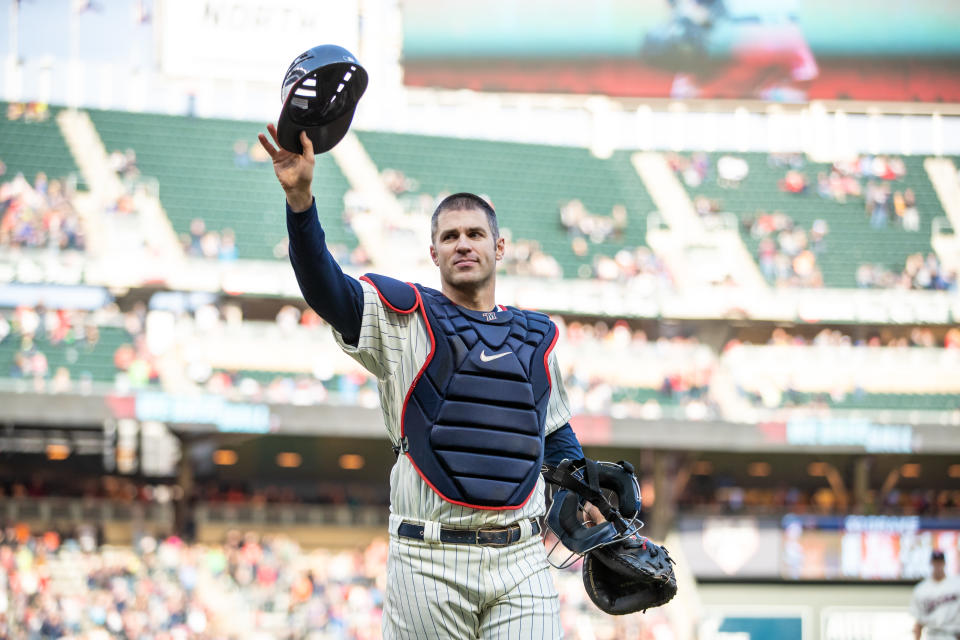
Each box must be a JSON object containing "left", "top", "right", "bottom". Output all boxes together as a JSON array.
[
  {"left": 2, "top": 247, "right": 957, "bottom": 323},
  {"left": 723, "top": 344, "right": 960, "bottom": 394}
]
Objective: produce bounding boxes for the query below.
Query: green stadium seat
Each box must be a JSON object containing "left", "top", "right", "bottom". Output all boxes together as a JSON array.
[
  {"left": 0, "top": 102, "right": 79, "bottom": 183},
  {"left": 85, "top": 109, "right": 354, "bottom": 261},
  {"left": 682, "top": 153, "right": 941, "bottom": 287},
  {"left": 781, "top": 390, "right": 960, "bottom": 411},
  {"left": 355, "top": 131, "right": 655, "bottom": 278},
  {"left": 0, "top": 325, "right": 132, "bottom": 384}
]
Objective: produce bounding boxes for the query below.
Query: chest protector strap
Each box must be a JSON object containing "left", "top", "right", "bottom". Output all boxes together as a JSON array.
[{"left": 362, "top": 273, "right": 558, "bottom": 510}]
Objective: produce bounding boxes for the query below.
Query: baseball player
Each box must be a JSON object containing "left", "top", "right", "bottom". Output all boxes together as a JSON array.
[
  {"left": 910, "top": 550, "right": 960, "bottom": 640},
  {"left": 258, "top": 125, "right": 602, "bottom": 638}
]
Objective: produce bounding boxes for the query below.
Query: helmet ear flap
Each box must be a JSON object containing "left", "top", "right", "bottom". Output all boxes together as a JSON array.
[
  {"left": 596, "top": 461, "right": 641, "bottom": 520},
  {"left": 546, "top": 489, "right": 619, "bottom": 554}
]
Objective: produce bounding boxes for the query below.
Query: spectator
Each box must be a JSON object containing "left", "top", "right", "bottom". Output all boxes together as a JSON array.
[
  {"left": 856, "top": 253, "right": 956, "bottom": 291},
  {"left": 219, "top": 228, "right": 238, "bottom": 261},
  {"left": 0, "top": 172, "right": 85, "bottom": 251},
  {"left": 902, "top": 188, "right": 920, "bottom": 232},
  {"left": 187, "top": 218, "right": 206, "bottom": 256},
  {"left": 779, "top": 169, "right": 807, "bottom": 194},
  {"left": 866, "top": 181, "right": 891, "bottom": 229},
  {"left": 233, "top": 139, "right": 251, "bottom": 168}
]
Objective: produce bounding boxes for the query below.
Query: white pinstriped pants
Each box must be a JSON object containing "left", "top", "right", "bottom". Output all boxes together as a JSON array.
[{"left": 383, "top": 515, "right": 562, "bottom": 639}]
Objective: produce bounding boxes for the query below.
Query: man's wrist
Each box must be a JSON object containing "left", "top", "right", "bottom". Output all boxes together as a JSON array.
[{"left": 285, "top": 190, "right": 314, "bottom": 213}]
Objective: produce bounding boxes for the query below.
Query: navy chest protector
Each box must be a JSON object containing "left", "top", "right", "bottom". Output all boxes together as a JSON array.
[{"left": 362, "top": 273, "right": 558, "bottom": 509}]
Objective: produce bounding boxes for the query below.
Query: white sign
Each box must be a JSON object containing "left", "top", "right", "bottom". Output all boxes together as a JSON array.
[
  {"left": 821, "top": 608, "right": 914, "bottom": 640},
  {"left": 158, "top": 0, "right": 360, "bottom": 84}
]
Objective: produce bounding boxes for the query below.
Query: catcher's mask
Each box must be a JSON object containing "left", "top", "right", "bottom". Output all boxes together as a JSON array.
[
  {"left": 543, "top": 458, "right": 643, "bottom": 566},
  {"left": 278, "top": 44, "right": 368, "bottom": 154}
]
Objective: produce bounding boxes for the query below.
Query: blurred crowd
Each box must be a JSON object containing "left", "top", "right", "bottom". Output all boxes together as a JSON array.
[
  {"left": 680, "top": 476, "right": 960, "bottom": 518},
  {"left": 0, "top": 527, "right": 670, "bottom": 640},
  {"left": 559, "top": 199, "right": 628, "bottom": 245},
  {"left": 6, "top": 102, "right": 50, "bottom": 123},
  {"left": 856, "top": 252, "right": 956, "bottom": 291},
  {"left": 0, "top": 527, "right": 385, "bottom": 640},
  {"left": 182, "top": 218, "right": 238, "bottom": 262},
  {"left": 667, "top": 151, "right": 954, "bottom": 290},
  {"left": 0, "top": 170, "right": 85, "bottom": 252},
  {"left": 744, "top": 211, "right": 828, "bottom": 287},
  {"left": 0, "top": 302, "right": 157, "bottom": 392},
  {"left": 498, "top": 233, "right": 563, "bottom": 278},
  {"left": 723, "top": 326, "right": 960, "bottom": 411},
  {"left": 725, "top": 326, "right": 960, "bottom": 350},
  {"left": 176, "top": 303, "right": 379, "bottom": 408},
  {"left": 560, "top": 320, "right": 717, "bottom": 420},
  {"left": 4, "top": 295, "right": 958, "bottom": 422},
  {"left": 170, "top": 300, "right": 715, "bottom": 418},
  {"left": 198, "top": 368, "right": 378, "bottom": 411}
]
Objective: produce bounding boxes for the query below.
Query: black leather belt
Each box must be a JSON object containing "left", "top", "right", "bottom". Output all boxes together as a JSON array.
[{"left": 397, "top": 519, "right": 540, "bottom": 547}]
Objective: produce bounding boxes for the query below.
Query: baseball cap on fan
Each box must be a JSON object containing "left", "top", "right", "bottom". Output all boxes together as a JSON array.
[
  {"left": 931, "top": 550, "right": 946, "bottom": 561},
  {"left": 277, "top": 44, "right": 368, "bottom": 154}
]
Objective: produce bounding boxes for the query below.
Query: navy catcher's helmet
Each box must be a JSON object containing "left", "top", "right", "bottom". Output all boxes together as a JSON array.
[
  {"left": 544, "top": 458, "right": 677, "bottom": 615},
  {"left": 544, "top": 458, "right": 642, "bottom": 555},
  {"left": 277, "top": 44, "right": 368, "bottom": 154}
]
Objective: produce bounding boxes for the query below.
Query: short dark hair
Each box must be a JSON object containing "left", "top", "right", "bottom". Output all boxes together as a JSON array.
[{"left": 430, "top": 192, "right": 499, "bottom": 242}]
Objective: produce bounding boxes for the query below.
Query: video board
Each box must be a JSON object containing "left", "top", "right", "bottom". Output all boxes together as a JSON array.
[
  {"left": 402, "top": 0, "right": 960, "bottom": 102},
  {"left": 677, "top": 514, "right": 960, "bottom": 581}
]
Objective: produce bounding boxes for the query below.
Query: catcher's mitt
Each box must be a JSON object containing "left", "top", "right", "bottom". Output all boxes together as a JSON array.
[
  {"left": 543, "top": 458, "right": 677, "bottom": 615},
  {"left": 583, "top": 534, "right": 677, "bottom": 615}
]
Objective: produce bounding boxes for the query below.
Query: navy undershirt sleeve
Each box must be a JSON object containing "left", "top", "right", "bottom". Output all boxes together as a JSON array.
[
  {"left": 286, "top": 199, "right": 364, "bottom": 345},
  {"left": 543, "top": 423, "right": 585, "bottom": 467}
]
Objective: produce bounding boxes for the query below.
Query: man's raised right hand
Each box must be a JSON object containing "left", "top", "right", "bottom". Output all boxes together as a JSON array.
[{"left": 258, "top": 124, "right": 314, "bottom": 213}]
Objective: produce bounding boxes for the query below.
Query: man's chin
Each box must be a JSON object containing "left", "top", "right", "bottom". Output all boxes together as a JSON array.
[{"left": 444, "top": 269, "right": 489, "bottom": 289}]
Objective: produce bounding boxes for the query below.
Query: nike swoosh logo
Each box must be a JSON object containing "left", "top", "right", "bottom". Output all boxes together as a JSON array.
[{"left": 480, "top": 350, "right": 512, "bottom": 362}]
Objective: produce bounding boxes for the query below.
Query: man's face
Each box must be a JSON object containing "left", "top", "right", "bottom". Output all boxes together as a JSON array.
[{"left": 430, "top": 207, "right": 504, "bottom": 292}]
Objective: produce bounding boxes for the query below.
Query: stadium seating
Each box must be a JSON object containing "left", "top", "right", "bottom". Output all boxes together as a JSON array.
[
  {"left": 0, "top": 325, "right": 130, "bottom": 384},
  {"left": 86, "top": 109, "right": 354, "bottom": 260},
  {"left": 681, "top": 153, "right": 942, "bottom": 287},
  {"left": 355, "top": 130, "right": 655, "bottom": 277},
  {"left": 611, "top": 386, "right": 682, "bottom": 406},
  {"left": 0, "top": 101, "right": 78, "bottom": 182},
  {"left": 211, "top": 369, "right": 362, "bottom": 393},
  {"left": 780, "top": 391, "right": 960, "bottom": 411},
  {"left": 0, "top": 530, "right": 663, "bottom": 639},
  {"left": 724, "top": 344, "right": 960, "bottom": 409}
]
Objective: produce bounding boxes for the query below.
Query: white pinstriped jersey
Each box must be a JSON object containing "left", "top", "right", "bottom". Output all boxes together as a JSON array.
[
  {"left": 911, "top": 575, "right": 960, "bottom": 637},
  {"left": 332, "top": 279, "right": 572, "bottom": 528}
]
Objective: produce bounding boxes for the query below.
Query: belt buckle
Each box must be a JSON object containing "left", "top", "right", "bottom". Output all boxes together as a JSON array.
[{"left": 477, "top": 525, "right": 514, "bottom": 547}]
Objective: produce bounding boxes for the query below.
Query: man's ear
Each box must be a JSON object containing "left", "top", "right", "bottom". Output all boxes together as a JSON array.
[
  {"left": 430, "top": 244, "right": 439, "bottom": 266},
  {"left": 495, "top": 236, "right": 505, "bottom": 261}
]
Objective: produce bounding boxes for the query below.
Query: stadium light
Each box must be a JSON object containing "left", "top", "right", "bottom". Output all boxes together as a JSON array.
[
  {"left": 807, "top": 462, "right": 828, "bottom": 477},
  {"left": 339, "top": 454, "right": 365, "bottom": 470},
  {"left": 692, "top": 461, "right": 713, "bottom": 475},
  {"left": 46, "top": 444, "right": 70, "bottom": 461},
  {"left": 212, "top": 449, "right": 238, "bottom": 466},
  {"left": 276, "top": 452, "right": 302, "bottom": 468},
  {"left": 748, "top": 462, "right": 771, "bottom": 477},
  {"left": 900, "top": 463, "right": 921, "bottom": 478}
]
